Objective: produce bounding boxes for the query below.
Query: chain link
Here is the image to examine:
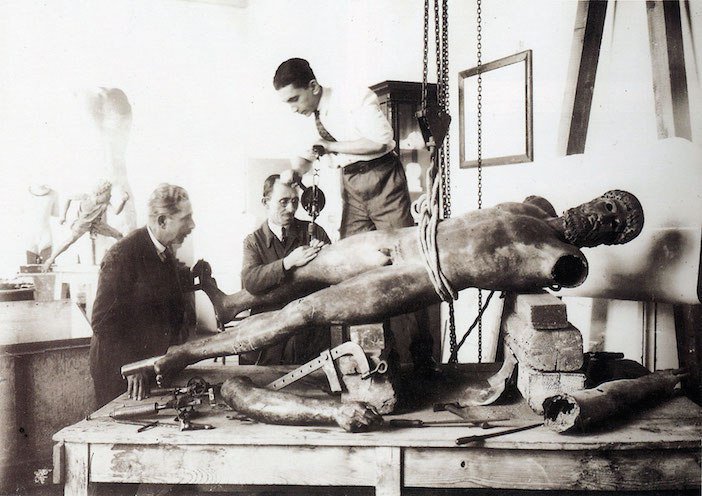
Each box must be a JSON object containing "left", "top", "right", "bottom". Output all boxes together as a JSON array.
[
  {"left": 422, "top": 0, "right": 429, "bottom": 113},
  {"left": 476, "top": 0, "right": 484, "bottom": 363}
]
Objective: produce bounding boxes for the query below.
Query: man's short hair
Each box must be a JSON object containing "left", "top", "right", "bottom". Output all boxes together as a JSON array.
[
  {"left": 148, "top": 183, "right": 189, "bottom": 220},
  {"left": 262, "top": 174, "right": 281, "bottom": 200},
  {"left": 273, "top": 58, "right": 316, "bottom": 90}
]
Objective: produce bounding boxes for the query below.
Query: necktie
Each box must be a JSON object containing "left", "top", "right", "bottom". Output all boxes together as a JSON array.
[
  {"left": 161, "top": 247, "right": 175, "bottom": 265},
  {"left": 280, "top": 227, "right": 287, "bottom": 245},
  {"left": 314, "top": 110, "right": 336, "bottom": 142}
]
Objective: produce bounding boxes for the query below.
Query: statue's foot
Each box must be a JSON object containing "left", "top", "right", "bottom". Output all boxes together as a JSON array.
[{"left": 192, "top": 259, "right": 218, "bottom": 291}]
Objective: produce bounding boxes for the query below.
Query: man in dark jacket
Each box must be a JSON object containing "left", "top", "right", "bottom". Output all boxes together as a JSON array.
[
  {"left": 90, "top": 183, "right": 195, "bottom": 407},
  {"left": 239, "top": 174, "right": 331, "bottom": 365}
]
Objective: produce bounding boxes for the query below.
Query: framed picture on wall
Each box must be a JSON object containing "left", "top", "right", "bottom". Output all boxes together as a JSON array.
[{"left": 458, "top": 49, "right": 533, "bottom": 168}]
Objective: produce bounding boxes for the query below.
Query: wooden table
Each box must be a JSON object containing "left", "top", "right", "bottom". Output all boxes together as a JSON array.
[{"left": 52, "top": 363, "right": 701, "bottom": 495}]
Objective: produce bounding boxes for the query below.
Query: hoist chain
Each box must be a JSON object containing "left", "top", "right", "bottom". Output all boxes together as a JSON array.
[
  {"left": 476, "top": 0, "right": 484, "bottom": 363},
  {"left": 420, "top": 0, "right": 462, "bottom": 363},
  {"left": 434, "top": 0, "right": 443, "bottom": 111},
  {"left": 422, "top": 0, "right": 429, "bottom": 114},
  {"left": 440, "top": 0, "right": 451, "bottom": 219}
]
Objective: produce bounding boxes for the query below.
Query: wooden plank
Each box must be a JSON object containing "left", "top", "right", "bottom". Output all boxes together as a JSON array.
[
  {"left": 646, "top": 0, "right": 691, "bottom": 140},
  {"left": 513, "top": 292, "right": 568, "bottom": 329},
  {"left": 52, "top": 442, "right": 64, "bottom": 484},
  {"left": 404, "top": 447, "right": 701, "bottom": 490},
  {"left": 558, "top": 0, "right": 608, "bottom": 155},
  {"left": 374, "top": 446, "right": 401, "bottom": 496},
  {"left": 517, "top": 363, "right": 586, "bottom": 414},
  {"left": 504, "top": 313, "right": 584, "bottom": 371},
  {"left": 64, "top": 442, "right": 94, "bottom": 496},
  {"left": 53, "top": 365, "right": 701, "bottom": 450},
  {"left": 89, "top": 444, "right": 378, "bottom": 486}
]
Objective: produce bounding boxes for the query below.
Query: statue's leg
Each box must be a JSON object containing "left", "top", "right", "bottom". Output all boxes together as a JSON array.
[
  {"left": 41, "top": 229, "right": 86, "bottom": 271},
  {"left": 192, "top": 260, "right": 281, "bottom": 323},
  {"left": 92, "top": 222, "right": 123, "bottom": 240},
  {"left": 196, "top": 239, "right": 394, "bottom": 324},
  {"left": 155, "top": 263, "right": 439, "bottom": 379}
]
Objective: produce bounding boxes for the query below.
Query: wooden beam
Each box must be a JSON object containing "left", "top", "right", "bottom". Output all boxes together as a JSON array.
[
  {"left": 559, "top": 0, "right": 608, "bottom": 156},
  {"left": 646, "top": 0, "right": 692, "bottom": 140}
]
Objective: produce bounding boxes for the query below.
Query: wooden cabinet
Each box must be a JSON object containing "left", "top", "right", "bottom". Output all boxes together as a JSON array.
[{"left": 370, "top": 80, "right": 437, "bottom": 207}]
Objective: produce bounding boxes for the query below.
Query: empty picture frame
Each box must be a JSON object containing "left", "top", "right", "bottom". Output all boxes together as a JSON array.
[{"left": 459, "top": 49, "right": 533, "bottom": 168}]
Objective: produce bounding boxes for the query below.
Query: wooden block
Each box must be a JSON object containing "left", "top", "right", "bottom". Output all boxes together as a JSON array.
[
  {"left": 513, "top": 292, "right": 568, "bottom": 329},
  {"left": 517, "top": 363, "right": 585, "bottom": 414},
  {"left": 504, "top": 313, "right": 583, "bottom": 371}
]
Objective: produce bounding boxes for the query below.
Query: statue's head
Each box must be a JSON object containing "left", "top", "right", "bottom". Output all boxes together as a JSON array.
[
  {"left": 92, "top": 179, "right": 113, "bottom": 203},
  {"left": 562, "top": 190, "right": 644, "bottom": 248}
]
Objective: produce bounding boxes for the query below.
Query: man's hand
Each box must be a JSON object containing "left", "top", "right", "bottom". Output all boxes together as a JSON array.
[
  {"left": 308, "top": 238, "right": 326, "bottom": 250},
  {"left": 332, "top": 402, "right": 384, "bottom": 432},
  {"left": 283, "top": 244, "right": 322, "bottom": 270},
  {"left": 126, "top": 372, "right": 149, "bottom": 401}
]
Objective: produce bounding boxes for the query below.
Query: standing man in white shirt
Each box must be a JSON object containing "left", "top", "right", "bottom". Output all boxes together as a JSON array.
[
  {"left": 274, "top": 57, "right": 415, "bottom": 238},
  {"left": 273, "top": 58, "right": 437, "bottom": 374}
]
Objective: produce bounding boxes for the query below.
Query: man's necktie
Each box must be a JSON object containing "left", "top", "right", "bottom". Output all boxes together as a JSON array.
[
  {"left": 280, "top": 227, "right": 287, "bottom": 245},
  {"left": 314, "top": 110, "right": 336, "bottom": 142},
  {"left": 161, "top": 248, "right": 173, "bottom": 264}
]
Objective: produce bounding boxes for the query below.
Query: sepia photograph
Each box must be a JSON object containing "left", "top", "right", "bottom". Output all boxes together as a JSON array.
[{"left": 0, "top": 0, "right": 700, "bottom": 495}]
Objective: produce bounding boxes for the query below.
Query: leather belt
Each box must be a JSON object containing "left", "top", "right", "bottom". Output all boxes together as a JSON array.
[{"left": 343, "top": 152, "right": 395, "bottom": 175}]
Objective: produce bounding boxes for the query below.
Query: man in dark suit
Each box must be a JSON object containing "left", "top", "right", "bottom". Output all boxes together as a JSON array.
[
  {"left": 89, "top": 183, "right": 195, "bottom": 407},
  {"left": 239, "top": 174, "right": 331, "bottom": 365}
]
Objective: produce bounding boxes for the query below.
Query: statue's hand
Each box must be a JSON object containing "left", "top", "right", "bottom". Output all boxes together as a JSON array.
[
  {"left": 333, "top": 402, "right": 384, "bottom": 432},
  {"left": 153, "top": 351, "right": 187, "bottom": 387}
]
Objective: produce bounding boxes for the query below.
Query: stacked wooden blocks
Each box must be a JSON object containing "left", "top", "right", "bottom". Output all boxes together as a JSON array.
[{"left": 503, "top": 292, "right": 586, "bottom": 413}]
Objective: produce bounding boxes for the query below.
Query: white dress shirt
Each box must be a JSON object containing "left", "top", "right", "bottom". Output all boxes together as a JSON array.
[
  {"left": 147, "top": 225, "right": 169, "bottom": 261},
  {"left": 298, "top": 86, "right": 395, "bottom": 169},
  {"left": 267, "top": 220, "right": 286, "bottom": 243}
]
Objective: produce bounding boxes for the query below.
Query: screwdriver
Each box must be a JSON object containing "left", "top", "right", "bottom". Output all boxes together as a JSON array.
[
  {"left": 388, "top": 418, "right": 511, "bottom": 429},
  {"left": 455, "top": 422, "right": 543, "bottom": 445}
]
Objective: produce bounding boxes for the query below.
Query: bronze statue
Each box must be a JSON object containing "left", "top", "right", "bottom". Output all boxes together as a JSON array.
[{"left": 124, "top": 190, "right": 644, "bottom": 431}]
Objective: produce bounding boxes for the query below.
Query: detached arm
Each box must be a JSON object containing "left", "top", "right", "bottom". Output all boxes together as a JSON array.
[{"left": 221, "top": 376, "right": 383, "bottom": 432}]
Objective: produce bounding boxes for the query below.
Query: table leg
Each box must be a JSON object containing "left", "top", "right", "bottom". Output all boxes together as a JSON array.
[
  {"left": 374, "top": 446, "right": 401, "bottom": 496},
  {"left": 64, "top": 442, "right": 95, "bottom": 496}
]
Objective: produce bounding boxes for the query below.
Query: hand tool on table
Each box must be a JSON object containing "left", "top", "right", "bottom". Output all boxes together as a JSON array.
[
  {"left": 266, "top": 341, "right": 385, "bottom": 392},
  {"left": 149, "top": 376, "right": 222, "bottom": 406},
  {"left": 455, "top": 422, "right": 543, "bottom": 445},
  {"left": 388, "top": 418, "right": 513, "bottom": 429}
]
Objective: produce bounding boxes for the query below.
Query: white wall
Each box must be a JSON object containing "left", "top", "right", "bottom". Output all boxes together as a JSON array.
[{"left": 1, "top": 0, "right": 699, "bottom": 363}]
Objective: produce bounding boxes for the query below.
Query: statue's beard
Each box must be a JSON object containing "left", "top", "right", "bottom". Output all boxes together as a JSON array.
[{"left": 563, "top": 208, "right": 616, "bottom": 248}]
